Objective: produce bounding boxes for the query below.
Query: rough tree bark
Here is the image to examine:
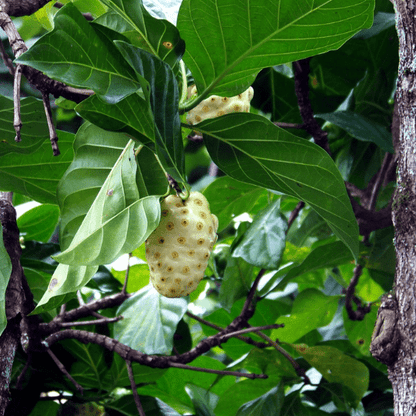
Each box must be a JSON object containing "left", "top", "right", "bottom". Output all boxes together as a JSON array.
[{"left": 390, "top": 1, "right": 416, "bottom": 414}]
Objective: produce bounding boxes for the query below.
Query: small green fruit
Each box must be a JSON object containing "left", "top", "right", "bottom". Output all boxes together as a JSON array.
[{"left": 146, "top": 192, "right": 218, "bottom": 297}]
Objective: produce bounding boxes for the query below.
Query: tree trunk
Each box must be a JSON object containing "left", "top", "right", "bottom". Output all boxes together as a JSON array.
[{"left": 391, "top": 1, "right": 416, "bottom": 414}]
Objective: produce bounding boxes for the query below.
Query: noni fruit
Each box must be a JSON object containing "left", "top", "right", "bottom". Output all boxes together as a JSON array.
[
  {"left": 145, "top": 192, "right": 218, "bottom": 298},
  {"left": 186, "top": 85, "right": 254, "bottom": 126}
]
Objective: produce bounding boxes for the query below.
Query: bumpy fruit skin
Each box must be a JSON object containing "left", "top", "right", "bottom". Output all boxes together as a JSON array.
[
  {"left": 186, "top": 86, "right": 254, "bottom": 126},
  {"left": 146, "top": 192, "right": 218, "bottom": 298}
]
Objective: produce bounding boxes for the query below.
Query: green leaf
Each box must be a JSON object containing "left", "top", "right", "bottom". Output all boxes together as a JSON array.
[
  {"left": 271, "top": 240, "right": 354, "bottom": 293},
  {"left": 0, "top": 96, "right": 49, "bottom": 156},
  {"left": 236, "top": 384, "right": 284, "bottom": 416},
  {"left": 294, "top": 344, "right": 369, "bottom": 407},
  {"left": 75, "top": 93, "right": 155, "bottom": 144},
  {"left": 0, "top": 227, "right": 11, "bottom": 336},
  {"left": 343, "top": 305, "right": 377, "bottom": 356},
  {"left": 233, "top": 200, "right": 287, "bottom": 270},
  {"left": 177, "top": 0, "right": 375, "bottom": 97},
  {"left": 97, "top": 0, "right": 185, "bottom": 67},
  {"left": 62, "top": 339, "right": 109, "bottom": 390},
  {"left": 272, "top": 289, "right": 339, "bottom": 343},
  {"left": 316, "top": 111, "right": 394, "bottom": 153},
  {"left": 203, "top": 177, "right": 267, "bottom": 232},
  {"left": 32, "top": 263, "right": 98, "bottom": 314},
  {"left": 17, "top": 205, "right": 59, "bottom": 243},
  {"left": 54, "top": 140, "right": 161, "bottom": 266},
  {"left": 27, "top": 401, "right": 59, "bottom": 416},
  {"left": 219, "top": 256, "right": 255, "bottom": 312},
  {"left": 57, "top": 123, "right": 166, "bottom": 252},
  {"left": 201, "top": 113, "right": 359, "bottom": 260},
  {"left": 215, "top": 378, "right": 281, "bottom": 416},
  {"left": 185, "top": 384, "right": 217, "bottom": 416},
  {"left": 138, "top": 356, "right": 230, "bottom": 413},
  {"left": 115, "top": 42, "right": 185, "bottom": 182},
  {"left": 0, "top": 130, "right": 75, "bottom": 204},
  {"left": 114, "top": 285, "right": 188, "bottom": 354},
  {"left": 16, "top": 3, "right": 140, "bottom": 104}
]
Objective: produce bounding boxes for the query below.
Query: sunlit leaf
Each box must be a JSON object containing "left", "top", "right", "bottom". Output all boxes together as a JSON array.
[
  {"left": 178, "top": 0, "right": 374, "bottom": 97},
  {"left": 200, "top": 113, "right": 359, "bottom": 260},
  {"left": 115, "top": 285, "right": 188, "bottom": 354},
  {"left": 16, "top": 3, "right": 140, "bottom": 104},
  {"left": 54, "top": 140, "right": 161, "bottom": 266}
]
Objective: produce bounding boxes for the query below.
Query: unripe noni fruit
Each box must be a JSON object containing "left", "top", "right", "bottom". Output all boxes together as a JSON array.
[
  {"left": 186, "top": 85, "right": 254, "bottom": 126},
  {"left": 145, "top": 192, "right": 218, "bottom": 298}
]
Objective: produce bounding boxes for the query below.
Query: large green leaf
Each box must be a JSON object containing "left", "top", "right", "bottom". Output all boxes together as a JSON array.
[
  {"left": 16, "top": 3, "right": 140, "bottom": 104},
  {"left": 236, "top": 385, "right": 284, "bottom": 416},
  {"left": 177, "top": 0, "right": 375, "bottom": 98},
  {"left": 0, "top": 96, "right": 49, "bottom": 156},
  {"left": 57, "top": 123, "right": 167, "bottom": 251},
  {"left": 203, "top": 177, "right": 267, "bottom": 232},
  {"left": 17, "top": 205, "right": 60, "bottom": 243},
  {"left": 200, "top": 113, "right": 359, "bottom": 260},
  {"left": 54, "top": 140, "right": 161, "bottom": 266},
  {"left": 115, "top": 42, "right": 185, "bottom": 182},
  {"left": 75, "top": 93, "right": 155, "bottom": 145},
  {"left": 0, "top": 130, "right": 75, "bottom": 204},
  {"left": 233, "top": 200, "right": 288, "bottom": 270},
  {"left": 272, "top": 289, "right": 339, "bottom": 343},
  {"left": 0, "top": 227, "right": 11, "bottom": 336},
  {"left": 316, "top": 111, "right": 394, "bottom": 153},
  {"left": 294, "top": 344, "right": 369, "bottom": 407},
  {"left": 115, "top": 285, "right": 188, "bottom": 354},
  {"left": 97, "top": 0, "right": 185, "bottom": 67}
]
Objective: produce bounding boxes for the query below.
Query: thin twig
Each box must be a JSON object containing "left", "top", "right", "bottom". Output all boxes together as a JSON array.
[
  {"left": 287, "top": 201, "right": 305, "bottom": 231},
  {"left": 122, "top": 253, "right": 132, "bottom": 295},
  {"left": 219, "top": 324, "right": 284, "bottom": 341},
  {"left": 345, "top": 264, "right": 371, "bottom": 320},
  {"left": 186, "top": 311, "right": 269, "bottom": 348},
  {"left": 46, "top": 348, "right": 84, "bottom": 394},
  {"left": 13, "top": 64, "right": 22, "bottom": 142},
  {"left": 241, "top": 268, "right": 265, "bottom": 315},
  {"left": 126, "top": 360, "right": 146, "bottom": 416},
  {"left": 168, "top": 362, "right": 267, "bottom": 379},
  {"left": 41, "top": 91, "right": 60, "bottom": 156},
  {"left": 274, "top": 121, "right": 305, "bottom": 129},
  {"left": 58, "top": 316, "right": 123, "bottom": 327}
]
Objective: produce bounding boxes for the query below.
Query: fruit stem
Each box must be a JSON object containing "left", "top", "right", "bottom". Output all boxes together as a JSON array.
[{"left": 179, "top": 60, "right": 188, "bottom": 107}]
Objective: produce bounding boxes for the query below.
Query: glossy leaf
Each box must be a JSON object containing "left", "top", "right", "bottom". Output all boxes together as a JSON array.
[
  {"left": 0, "top": 130, "right": 75, "bottom": 204},
  {"left": 185, "top": 384, "right": 217, "bottom": 416},
  {"left": 54, "top": 140, "right": 161, "bottom": 266},
  {"left": 57, "top": 123, "right": 166, "bottom": 251},
  {"left": 201, "top": 113, "right": 359, "bottom": 260},
  {"left": 177, "top": 0, "right": 375, "bottom": 98},
  {"left": 272, "top": 289, "right": 339, "bottom": 343},
  {"left": 0, "top": 96, "right": 49, "bottom": 156},
  {"left": 97, "top": 0, "right": 185, "bottom": 67},
  {"left": 271, "top": 240, "right": 355, "bottom": 293},
  {"left": 75, "top": 93, "right": 155, "bottom": 145},
  {"left": 236, "top": 385, "right": 284, "bottom": 416},
  {"left": 115, "top": 42, "right": 185, "bottom": 182},
  {"left": 137, "top": 356, "right": 230, "bottom": 412},
  {"left": 0, "top": 228, "right": 11, "bottom": 336},
  {"left": 294, "top": 344, "right": 369, "bottom": 407},
  {"left": 114, "top": 285, "right": 188, "bottom": 354},
  {"left": 17, "top": 205, "right": 59, "bottom": 243},
  {"left": 316, "top": 111, "right": 394, "bottom": 153},
  {"left": 219, "top": 256, "right": 255, "bottom": 312},
  {"left": 233, "top": 200, "right": 287, "bottom": 270},
  {"left": 16, "top": 3, "right": 140, "bottom": 104},
  {"left": 203, "top": 177, "right": 267, "bottom": 232}
]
